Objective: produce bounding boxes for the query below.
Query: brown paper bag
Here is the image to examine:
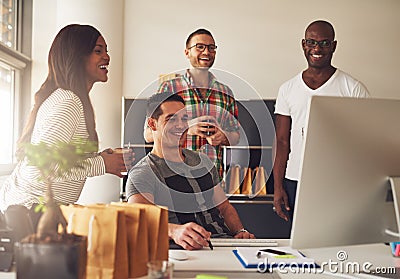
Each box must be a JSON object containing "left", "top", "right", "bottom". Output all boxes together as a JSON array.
[
  {"left": 109, "top": 203, "right": 149, "bottom": 278},
  {"left": 254, "top": 166, "right": 267, "bottom": 195},
  {"left": 252, "top": 167, "right": 258, "bottom": 181},
  {"left": 228, "top": 165, "right": 241, "bottom": 194},
  {"left": 112, "top": 202, "right": 168, "bottom": 261},
  {"left": 61, "top": 204, "right": 129, "bottom": 279},
  {"left": 241, "top": 167, "right": 253, "bottom": 195}
]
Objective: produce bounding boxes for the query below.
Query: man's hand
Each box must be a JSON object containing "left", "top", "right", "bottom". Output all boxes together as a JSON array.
[
  {"left": 187, "top": 115, "right": 217, "bottom": 138},
  {"left": 234, "top": 229, "right": 255, "bottom": 239},
  {"left": 273, "top": 115, "right": 292, "bottom": 221},
  {"left": 205, "top": 125, "right": 228, "bottom": 146},
  {"left": 187, "top": 115, "right": 232, "bottom": 146},
  {"left": 169, "top": 222, "right": 211, "bottom": 250},
  {"left": 273, "top": 184, "right": 290, "bottom": 221}
]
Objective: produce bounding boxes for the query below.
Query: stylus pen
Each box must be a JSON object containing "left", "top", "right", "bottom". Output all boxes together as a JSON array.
[
  {"left": 207, "top": 239, "right": 214, "bottom": 250},
  {"left": 256, "top": 249, "right": 290, "bottom": 258}
]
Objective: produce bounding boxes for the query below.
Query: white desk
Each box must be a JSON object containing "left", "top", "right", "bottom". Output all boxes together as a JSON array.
[
  {"left": 172, "top": 240, "right": 399, "bottom": 279},
  {"left": 1, "top": 241, "right": 398, "bottom": 278}
]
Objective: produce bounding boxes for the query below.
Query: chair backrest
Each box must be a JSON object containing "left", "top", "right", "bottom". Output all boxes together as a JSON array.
[{"left": 4, "top": 205, "right": 35, "bottom": 241}]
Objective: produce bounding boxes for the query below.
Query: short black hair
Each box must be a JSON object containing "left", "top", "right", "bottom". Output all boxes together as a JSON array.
[
  {"left": 146, "top": 93, "right": 185, "bottom": 119},
  {"left": 305, "top": 20, "right": 335, "bottom": 40},
  {"left": 186, "top": 28, "right": 214, "bottom": 48}
]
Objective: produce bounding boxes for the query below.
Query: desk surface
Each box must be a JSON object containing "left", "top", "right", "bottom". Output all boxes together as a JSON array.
[
  {"left": 1, "top": 240, "right": 399, "bottom": 279},
  {"left": 172, "top": 240, "right": 400, "bottom": 279}
]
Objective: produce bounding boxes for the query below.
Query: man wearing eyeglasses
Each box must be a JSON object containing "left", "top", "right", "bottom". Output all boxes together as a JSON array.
[
  {"left": 144, "top": 28, "right": 240, "bottom": 179},
  {"left": 273, "top": 20, "right": 370, "bottom": 222}
]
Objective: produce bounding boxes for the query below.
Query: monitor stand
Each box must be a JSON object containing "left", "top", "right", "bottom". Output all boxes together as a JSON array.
[{"left": 385, "top": 177, "right": 400, "bottom": 238}]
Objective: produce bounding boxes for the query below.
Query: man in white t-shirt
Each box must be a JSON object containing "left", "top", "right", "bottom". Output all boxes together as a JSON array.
[{"left": 273, "top": 20, "right": 370, "bottom": 222}]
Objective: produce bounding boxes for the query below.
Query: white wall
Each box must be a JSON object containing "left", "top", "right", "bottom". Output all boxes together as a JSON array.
[
  {"left": 124, "top": 0, "right": 400, "bottom": 100},
  {"left": 31, "top": 0, "right": 400, "bottom": 203}
]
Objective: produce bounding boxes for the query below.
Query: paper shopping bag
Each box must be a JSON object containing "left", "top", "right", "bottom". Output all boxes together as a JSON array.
[
  {"left": 112, "top": 202, "right": 168, "bottom": 261},
  {"left": 228, "top": 165, "right": 241, "bottom": 194},
  {"left": 241, "top": 167, "right": 253, "bottom": 195},
  {"left": 61, "top": 204, "right": 129, "bottom": 279},
  {"left": 109, "top": 203, "right": 149, "bottom": 278},
  {"left": 254, "top": 166, "right": 267, "bottom": 195}
]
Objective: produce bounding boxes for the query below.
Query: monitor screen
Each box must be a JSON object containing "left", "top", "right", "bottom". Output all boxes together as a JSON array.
[{"left": 291, "top": 96, "right": 400, "bottom": 249}]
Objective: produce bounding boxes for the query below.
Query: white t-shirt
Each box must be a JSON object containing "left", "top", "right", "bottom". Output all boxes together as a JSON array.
[{"left": 274, "top": 69, "right": 370, "bottom": 180}]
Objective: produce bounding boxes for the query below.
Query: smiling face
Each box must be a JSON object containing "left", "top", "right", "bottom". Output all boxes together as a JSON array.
[
  {"left": 185, "top": 34, "right": 216, "bottom": 69},
  {"left": 302, "top": 22, "right": 336, "bottom": 70},
  {"left": 85, "top": 36, "right": 110, "bottom": 90},
  {"left": 151, "top": 101, "right": 188, "bottom": 152}
]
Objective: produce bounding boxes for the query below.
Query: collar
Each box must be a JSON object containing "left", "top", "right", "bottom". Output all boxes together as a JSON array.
[{"left": 184, "top": 69, "right": 217, "bottom": 89}]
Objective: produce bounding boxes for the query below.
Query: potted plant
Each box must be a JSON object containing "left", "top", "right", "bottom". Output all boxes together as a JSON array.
[{"left": 14, "top": 140, "right": 97, "bottom": 279}]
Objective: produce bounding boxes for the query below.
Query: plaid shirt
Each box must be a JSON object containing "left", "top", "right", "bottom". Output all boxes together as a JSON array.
[{"left": 158, "top": 70, "right": 239, "bottom": 177}]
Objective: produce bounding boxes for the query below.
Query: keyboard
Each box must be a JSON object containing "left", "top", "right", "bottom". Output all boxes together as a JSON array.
[{"left": 210, "top": 238, "right": 278, "bottom": 247}]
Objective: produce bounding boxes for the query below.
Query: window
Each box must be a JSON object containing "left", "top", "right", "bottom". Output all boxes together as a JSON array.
[
  {"left": 0, "top": 0, "right": 17, "bottom": 49},
  {"left": 0, "top": 62, "right": 15, "bottom": 164},
  {"left": 0, "top": 0, "right": 31, "bottom": 175}
]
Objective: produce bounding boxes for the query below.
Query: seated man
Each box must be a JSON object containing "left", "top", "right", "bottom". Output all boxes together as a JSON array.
[{"left": 126, "top": 93, "right": 254, "bottom": 250}]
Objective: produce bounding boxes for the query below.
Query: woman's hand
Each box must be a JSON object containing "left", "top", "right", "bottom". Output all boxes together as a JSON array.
[{"left": 100, "top": 148, "right": 135, "bottom": 177}]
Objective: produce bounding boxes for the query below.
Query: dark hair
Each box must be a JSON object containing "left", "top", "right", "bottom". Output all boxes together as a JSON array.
[
  {"left": 305, "top": 20, "right": 335, "bottom": 39},
  {"left": 147, "top": 93, "right": 185, "bottom": 119},
  {"left": 17, "top": 24, "right": 101, "bottom": 157},
  {"left": 185, "top": 28, "right": 214, "bottom": 48}
]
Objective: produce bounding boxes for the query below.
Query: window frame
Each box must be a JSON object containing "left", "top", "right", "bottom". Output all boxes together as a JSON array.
[{"left": 0, "top": 0, "right": 32, "bottom": 175}]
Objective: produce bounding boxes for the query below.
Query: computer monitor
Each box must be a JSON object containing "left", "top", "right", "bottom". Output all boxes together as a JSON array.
[{"left": 291, "top": 96, "right": 400, "bottom": 249}]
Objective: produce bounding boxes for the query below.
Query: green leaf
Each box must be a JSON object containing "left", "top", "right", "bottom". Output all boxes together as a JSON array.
[{"left": 19, "top": 138, "right": 98, "bottom": 197}]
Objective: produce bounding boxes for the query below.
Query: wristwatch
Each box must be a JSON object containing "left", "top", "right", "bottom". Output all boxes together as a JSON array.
[{"left": 234, "top": 228, "right": 248, "bottom": 235}]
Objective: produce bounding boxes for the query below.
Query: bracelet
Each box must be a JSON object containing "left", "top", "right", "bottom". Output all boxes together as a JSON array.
[{"left": 234, "top": 228, "right": 248, "bottom": 235}]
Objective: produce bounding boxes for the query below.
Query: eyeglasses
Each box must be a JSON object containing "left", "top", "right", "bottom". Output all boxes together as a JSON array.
[
  {"left": 188, "top": 43, "right": 217, "bottom": 53},
  {"left": 304, "top": 39, "right": 335, "bottom": 48}
]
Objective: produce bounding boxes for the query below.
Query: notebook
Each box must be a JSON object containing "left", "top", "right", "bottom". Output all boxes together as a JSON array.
[{"left": 233, "top": 246, "right": 318, "bottom": 269}]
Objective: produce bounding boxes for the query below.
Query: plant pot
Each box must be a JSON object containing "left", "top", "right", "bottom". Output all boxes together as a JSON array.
[{"left": 14, "top": 234, "right": 87, "bottom": 279}]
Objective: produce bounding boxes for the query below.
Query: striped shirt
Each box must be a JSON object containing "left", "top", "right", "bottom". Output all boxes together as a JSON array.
[
  {"left": 158, "top": 70, "right": 239, "bottom": 178},
  {"left": 0, "top": 89, "right": 105, "bottom": 211}
]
